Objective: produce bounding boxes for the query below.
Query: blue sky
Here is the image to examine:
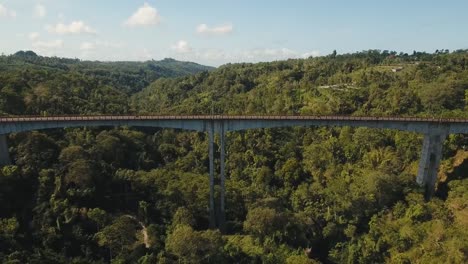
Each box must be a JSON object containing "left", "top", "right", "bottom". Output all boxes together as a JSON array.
[{"left": 0, "top": 0, "right": 467, "bottom": 66}]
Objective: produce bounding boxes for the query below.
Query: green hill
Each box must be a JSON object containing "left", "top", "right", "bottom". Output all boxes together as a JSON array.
[
  {"left": 0, "top": 50, "right": 467, "bottom": 264},
  {"left": 0, "top": 51, "right": 213, "bottom": 115},
  {"left": 132, "top": 50, "right": 468, "bottom": 118}
]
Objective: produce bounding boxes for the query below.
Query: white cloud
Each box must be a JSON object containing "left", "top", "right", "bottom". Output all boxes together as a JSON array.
[
  {"left": 171, "top": 40, "right": 192, "bottom": 54},
  {"left": 28, "top": 32, "right": 40, "bottom": 40},
  {"left": 241, "top": 48, "right": 299, "bottom": 61},
  {"left": 0, "top": 4, "right": 17, "bottom": 18},
  {"left": 80, "top": 40, "right": 125, "bottom": 51},
  {"left": 79, "top": 41, "right": 127, "bottom": 60},
  {"left": 231, "top": 48, "right": 302, "bottom": 62},
  {"left": 34, "top": 4, "right": 46, "bottom": 18},
  {"left": 198, "top": 49, "right": 227, "bottom": 60},
  {"left": 95, "top": 40, "right": 125, "bottom": 49},
  {"left": 32, "top": 39, "right": 63, "bottom": 49},
  {"left": 137, "top": 48, "right": 153, "bottom": 60},
  {"left": 301, "top": 51, "right": 320, "bottom": 58},
  {"left": 46, "top": 21, "right": 97, "bottom": 35},
  {"left": 31, "top": 39, "right": 64, "bottom": 56},
  {"left": 80, "top": 42, "right": 95, "bottom": 51},
  {"left": 196, "top": 23, "right": 233, "bottom": 35},
  {"left": 124, "top": 2, "right": 160, "bottom": 27},
  {"left": 79, "top": 40, "right": 125, "bottom": 50},
  {"left": 238, "top": 48, "right": 320, "bottom": 62},
  {"left": 170, "top": 47, "right": 321, "bottom": 66}
]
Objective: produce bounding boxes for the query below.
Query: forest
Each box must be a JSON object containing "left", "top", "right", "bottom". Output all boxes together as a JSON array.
[{"left": 0, "top": 50, "right": 467, "bottom": 263}]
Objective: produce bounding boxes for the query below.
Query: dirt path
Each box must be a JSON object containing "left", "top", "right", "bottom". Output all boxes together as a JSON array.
[{"left": 123, "top": 215, "right": 150, "bottom": 248}]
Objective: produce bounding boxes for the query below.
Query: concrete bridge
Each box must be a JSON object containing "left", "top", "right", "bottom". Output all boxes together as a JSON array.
[{"left": 0, "top": 115, "right": 465, "bottom": 231}]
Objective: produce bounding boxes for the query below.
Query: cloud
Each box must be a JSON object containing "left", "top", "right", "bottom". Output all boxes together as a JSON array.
[
  {"left": 124, "top": 3, "right": 160, "bottom": 27},
  {"left": 0, "top": 4, "right": 17, "bottom": 18},
  {"left": 196, "top": 23, "right": 233, "bottom": 35},
  {"left": 241, "top": 48, "right": 299, "bottom": 61},
  {"left": 197, "top": 49, "right": 227, "bottom": 60},
  {"left": 231, "top": 48, "right": 302, "bottom": 62},
  {"left": 301, "top": 50, "right": 320, "bottom": 58},
  {"left": 80, "top": 42, "right": 95, "bottom": 51},
  {"left": 46, "top": 21, "right": 97, "bottom": 35},
  {"left": 171, "top": 40, "right": 192, "bottom": 54},
  {"left": 79, "top": 41, "right": 127, "bottom": 60},
  {"left": 170, "top": 47, "right": 321, "bottom": 66},
  {"left": 28, "top": 32, "right": 40, "bottom": 41},
  {"left": 239, "top": 48, "right": 320, "bottom": 61},
  {"left": 136, "top": 48, "right": 153, "bottom": 60},
  {"left": 79, "top": 40, "right": 125, "bottom": 50},
  {"left": 31, "top": 39, "right": 64, "bottom": 56},
  {"left": 32, "top": 39, "right": 64, "bottom": 49},
  {"left": 34, "top": 4, "right": 46, "bottom": 18},
  {"left": 95, "top": 40, "right": 125, "bottom": 49}
]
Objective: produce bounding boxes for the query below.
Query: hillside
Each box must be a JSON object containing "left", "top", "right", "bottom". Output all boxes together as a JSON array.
[
  {"left": 0, "top": 50, "right": 467, "bottom": 263},
  {"left": 132, "top": 50, "right": 468, "bottom": 117},
  {"left": 0, "top": 51, "right": 213, "bottom": 115}
]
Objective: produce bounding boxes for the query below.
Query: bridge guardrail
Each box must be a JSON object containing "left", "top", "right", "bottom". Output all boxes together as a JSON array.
[{"left": 1, "top": 115, "right": 468, "bottom": 123}]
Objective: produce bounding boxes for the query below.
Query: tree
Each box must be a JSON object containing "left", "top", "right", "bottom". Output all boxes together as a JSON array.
[
  {"left": 64, "top": 159, "right": 96, "bottom": 188},
  {"left": 95, "top": 216, "right": 138, "bottom": 260},
  {"left": 243, "top": 207, "right": 288, "bottom": 242},
  {"left": 88, "top": 208, "right": 108, "bottom": 230},
  {"left": 165, "top": 225, "right": 225, "bottom": 263}
]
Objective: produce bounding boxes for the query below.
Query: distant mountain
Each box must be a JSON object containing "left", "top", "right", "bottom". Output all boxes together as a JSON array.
[
  {"left": 2, "top": 51, "right": 214, "bottom": 94},
  {"left": 0, "top": 51, "right": 214, "bottom": 115}
]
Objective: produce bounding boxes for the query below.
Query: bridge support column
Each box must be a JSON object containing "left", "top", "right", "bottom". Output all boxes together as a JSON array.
[
  {"left": 417, "top": 130, "right": 447, "bottom": 199},
  {"left": 208, "top": 123, "right": 216, "bottom": 229},
  {"left": 219, "top": 123, "right": 226, "bottom": 233},
  {"left": 0, "top": 134, "right": 11, "bottom": 166}
]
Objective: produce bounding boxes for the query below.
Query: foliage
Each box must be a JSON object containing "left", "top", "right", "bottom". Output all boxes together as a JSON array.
[{"left": 1, "top": 50, "right": 468, "bottom": 263}]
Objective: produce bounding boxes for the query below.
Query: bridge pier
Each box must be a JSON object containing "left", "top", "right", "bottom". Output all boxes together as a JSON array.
[
  {"left": 0, "top": 134, "right": 11, "bottom": 166},
  {"left": 219, "top": 123, "right": 226, "bottom": 233},
  {"left": 207, "top": 121, "right": 227, "bottom": 232},
  {"left": 417, "top": 128, "right": 448, "bottom": 199},
  {"left": 208, "top": 123, "right": 216, "bottom": 229}
]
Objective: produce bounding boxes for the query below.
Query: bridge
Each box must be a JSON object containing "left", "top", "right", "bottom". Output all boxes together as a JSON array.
[{"left": 0, "top": 115, "right": 464, "bottom": 231}]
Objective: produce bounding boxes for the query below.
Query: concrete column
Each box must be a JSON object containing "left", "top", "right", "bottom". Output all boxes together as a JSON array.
[
  {"left": 417, "top": 131, "right": 447, "bottom": 199},
  {"left": 208, "top": 122, "right": 216, "bottom": 229},
  {"left": 0, "top": 134, "right": 11, "bottom": 166},
  {"left": 219, "top": 123, "right": 226, "bottom": 233}
]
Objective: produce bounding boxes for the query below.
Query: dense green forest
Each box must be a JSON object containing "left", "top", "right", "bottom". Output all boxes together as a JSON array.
[
  {"left": 0, "top": 51, "right": 213, "bottom": 115},
  {"left": 0, "top": 50, "right": 467, "bottom": 263}
]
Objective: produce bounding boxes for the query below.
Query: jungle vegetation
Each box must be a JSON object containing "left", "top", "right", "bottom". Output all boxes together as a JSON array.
[{"left": 0, "top": 50, "right": 467, "bottom": 263}]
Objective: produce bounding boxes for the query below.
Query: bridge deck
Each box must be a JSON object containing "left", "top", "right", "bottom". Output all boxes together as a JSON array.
[
  {"left": 0, "top": 115, "right": 467, "bottom": 123},
  {"left": 0, "top": 114, "right": 460, "bottom": 202}
]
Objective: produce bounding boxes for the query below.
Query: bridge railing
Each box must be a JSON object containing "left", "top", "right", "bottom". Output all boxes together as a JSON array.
[{"left": 0, "top": 115, "right": 467, "bottom": 123}]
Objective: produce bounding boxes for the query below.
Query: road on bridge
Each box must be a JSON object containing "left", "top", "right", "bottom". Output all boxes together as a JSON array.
[{"left": 0, "top": 114, "right": 467, "bottom": 123}]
